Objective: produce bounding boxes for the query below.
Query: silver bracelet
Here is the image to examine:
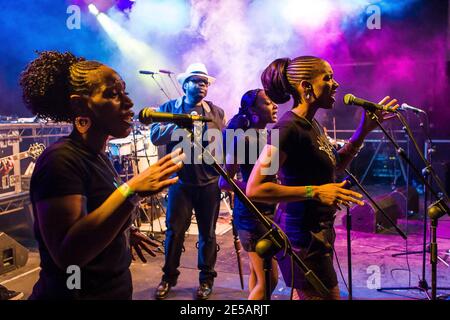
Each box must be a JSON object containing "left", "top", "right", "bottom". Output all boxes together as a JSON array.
[{"left": 345, "top": 141, "right": 364, "bottom": 156}]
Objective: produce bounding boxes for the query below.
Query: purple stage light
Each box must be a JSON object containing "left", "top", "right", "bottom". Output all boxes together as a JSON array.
[{"left": 116, "top": 0, "right": 135, "bottom": 12}]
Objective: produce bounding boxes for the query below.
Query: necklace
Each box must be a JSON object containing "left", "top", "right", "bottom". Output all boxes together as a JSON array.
[
  {"left": 294, "top": 113, "right": 337, "bottom": 166},
  {"left": 291, "top": 111, "right": 320, "bottom": 135}
]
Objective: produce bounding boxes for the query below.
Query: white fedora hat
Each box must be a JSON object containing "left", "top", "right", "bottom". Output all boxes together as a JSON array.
[{"left": 176, "top": 62, "right": 216, "bottom": 86}]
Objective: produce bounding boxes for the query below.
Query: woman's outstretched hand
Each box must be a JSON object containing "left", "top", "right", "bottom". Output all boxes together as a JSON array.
[
  {"left": 128, "top": 148, "right": 185, "bottom": 196},
  {"left": 313, "top": 181, "right": 365, "bottom": 209}
]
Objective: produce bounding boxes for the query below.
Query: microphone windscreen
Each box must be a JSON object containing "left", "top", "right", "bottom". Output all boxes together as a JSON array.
[
  {"left": 343, "top": 94, "right": 355, "bottom": 105},
  {"left": 138, "top": 107, "right": 155, "bottom": 124}
]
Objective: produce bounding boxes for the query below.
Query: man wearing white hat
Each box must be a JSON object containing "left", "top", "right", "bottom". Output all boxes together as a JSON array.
[{"left": 150, "top": 62, "right": 226, "bottom": 300}]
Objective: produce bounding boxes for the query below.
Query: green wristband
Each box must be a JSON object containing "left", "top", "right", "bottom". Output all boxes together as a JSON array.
[
  {"left": 305, "top": 186, "right": 313, "bottom": 199},
  {"left": 118, "top": 183, "right": 135, "bottom": 198}
]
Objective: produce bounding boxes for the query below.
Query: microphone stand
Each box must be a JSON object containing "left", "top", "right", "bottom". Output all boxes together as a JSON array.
[
  {"left": 158, "top": 76, "right": 172, "bottom": 100},
  {"left": 346, "top": 204, "right": 352, "bottom": 300},
  {"left": 328, "top": 132, "right": 407, "bottom": 299},
  {"left": 220, "top": 190, "right": 245, "bottom": 290},
  {"left": 389, "top": 112, "right": 433, "bottom": 291},
  {"left": 363, "top": 111, "right": 450, "bottom": 300},
  {"left": 149, "top": 73, "right": 171, "bottom": 100},
  {"left": 163, "top": 72, "right": 183, "bottom": 97},
  {"left": 231, "top": 216, "right": 245, "bottom": 290},
  {"left": 381, "top": 112, "right": 450, "bottom": 297},
  {"left": 177, "top": 125, "right": 330, "bottom": 300},
  {"left": 396, "top": 112, "right": 448, "bottom": 202},
  {"left": 345, "top": 169, "right": 407, "bottom": 239},
  {"left": 341, "top": 169, "right": 407, "bottom": 300},
  {"left": 428, "top": 200, "right": 448, "bottom": 300},
  {"left": 130, "top": 124, "right": 165, "bottom": 250}
]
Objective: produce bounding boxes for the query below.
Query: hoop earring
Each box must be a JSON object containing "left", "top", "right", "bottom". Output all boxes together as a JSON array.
[
  {"left": 305, "top": 90, "right": 311, "bottom": 100},
  {"left": 242, "top": 114, "right": 251, "bottom": 129},
  {"left": 75, "top": 116, "right": 91, "bottom": 134},
  {"left": 251, "top": 114, "right": 260, "bottom": 125}
]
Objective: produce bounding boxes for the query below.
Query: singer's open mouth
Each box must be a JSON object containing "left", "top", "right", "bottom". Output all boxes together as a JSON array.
[
  {"left": 330, "top": 91, "right": 337, "bottom": 101},
  {"left": 122, "top": 112, "right": 134, "bottom": 125}
]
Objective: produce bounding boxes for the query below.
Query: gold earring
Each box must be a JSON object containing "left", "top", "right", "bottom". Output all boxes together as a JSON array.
[
  {"left": 305, "top": 90, "right": 311, "bottom": 100},
  {"left": 75, "top": 116, "right": 91, "bottom": 134}
]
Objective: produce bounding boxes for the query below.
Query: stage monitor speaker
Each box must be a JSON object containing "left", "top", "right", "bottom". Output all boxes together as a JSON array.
[
  {"left": 426, "top": 140, "right": 450, "bottom": 197},
  {"left": 0, "top": 232, "right": 29, "bottom": 275},
  {"left": 388, "top": 186, "right": 419, "bottom": 216},
  {"left": 445, "top": 161, "right": 450, "bottom": 195},
  {"left": 342, "top": 194, "right": 399, "bottom": 234}
]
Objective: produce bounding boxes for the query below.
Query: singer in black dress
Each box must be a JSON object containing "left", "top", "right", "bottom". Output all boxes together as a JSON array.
[
  {"left": 20, "top": 51, "right": 183, "bottom": 299},
  {"left": 246, "top": 56, "right": 399, "bottom": 300}
]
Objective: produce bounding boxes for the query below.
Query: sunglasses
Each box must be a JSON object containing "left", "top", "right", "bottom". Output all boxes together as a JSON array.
[{"left": 188, "top": 78, "right": 209, "bottom": 86}]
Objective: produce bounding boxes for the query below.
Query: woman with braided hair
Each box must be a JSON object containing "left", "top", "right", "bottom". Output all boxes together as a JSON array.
[
  {"left": 246, "top": 56, "right": 399, "bottom": 299},
  {"left": 20, "top": 51, "right": 184, "bottom": 299},
  {"left": 219, "top": 89, "right": 279, "bottom": 300}
]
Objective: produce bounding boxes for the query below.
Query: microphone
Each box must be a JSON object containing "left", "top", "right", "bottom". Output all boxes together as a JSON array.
[
  {"left": 343, "top": 94, "right": 397, "bottom": 113},
  {"left": 138, "top": 108, "right": 212, "bottom": 126},
  {"left": 159, "top": 69, "right": 174, "bottom": 75},
  {"left": 139, "top": 70, "right": 158, "bottom": 75},
  {"left": 399, "top": 103, "right": 426, "bottom": 114}
]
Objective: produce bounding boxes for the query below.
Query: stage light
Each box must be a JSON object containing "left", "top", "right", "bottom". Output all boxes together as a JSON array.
[
  {"left": 88, "top": 3, "right": 100, "bottom": 16},
  {"left": 94, "top": 10, "right": 171, "bottom": 77}
]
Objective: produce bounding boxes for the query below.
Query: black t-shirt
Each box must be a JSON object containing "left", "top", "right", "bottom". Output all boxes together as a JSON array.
[
  {"left": 227, "top": 130, "right": 275, "bottom": 231},
  {"left": 272, "top": 111, "right": 338, "bottom": 246},
  {"left": 29, "top": 133, "right": 132, "bottom": 299}
]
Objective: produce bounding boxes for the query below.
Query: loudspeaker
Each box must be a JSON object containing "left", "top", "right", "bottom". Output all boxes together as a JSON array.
[
  {"left": 388, "top": 186, "right": 420, "bottom": 216},
  {"left": 426, "top": 140, "right": 450, "bottom": 197},
  {"left": 445, "top": 161, "right": 450, "bottom": 195},
  {"left": 342, "top": 194, "right": 399, "bottom": 233},
  {"left": 0, "top": 232, "right": 29, "bottom": 275}
]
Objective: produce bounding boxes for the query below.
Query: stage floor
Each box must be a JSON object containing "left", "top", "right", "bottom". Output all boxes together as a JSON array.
[{"left": 1, "top": 208, "right": 449, "bottom": 300}]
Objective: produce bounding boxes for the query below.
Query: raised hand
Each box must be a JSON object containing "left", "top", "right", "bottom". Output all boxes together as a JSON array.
[{"left": 359, "top": 96, "right": 400, "bottom": 134}]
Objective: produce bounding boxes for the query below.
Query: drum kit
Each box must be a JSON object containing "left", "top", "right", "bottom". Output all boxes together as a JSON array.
[
  {"left": 107, "top": 127, "right": 158, "bottom": 178},
  {"left": 107, "top": 126, "right": 165, "bottom": 247}
]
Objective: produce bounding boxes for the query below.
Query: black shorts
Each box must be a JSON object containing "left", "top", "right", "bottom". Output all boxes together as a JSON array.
[{"left": 237, "top": 221, "right": 271, "bottom": 252}]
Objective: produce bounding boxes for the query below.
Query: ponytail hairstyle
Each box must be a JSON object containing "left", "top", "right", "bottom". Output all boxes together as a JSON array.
[
  {"left": 20, "top": 50, "right": 104, "bottom": 122},
  {"left": 226, "top": 89, "right": 262, "bottom": 130},
  {"left": 261, "top": 56, "right": 324, "bottom": 106}
]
